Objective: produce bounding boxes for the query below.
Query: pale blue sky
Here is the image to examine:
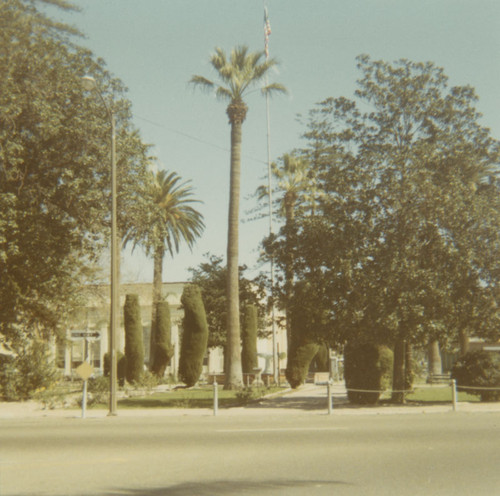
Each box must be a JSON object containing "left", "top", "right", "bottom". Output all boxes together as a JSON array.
[{"left": 51, "top": 0, "right": 500, "bottom": 283}]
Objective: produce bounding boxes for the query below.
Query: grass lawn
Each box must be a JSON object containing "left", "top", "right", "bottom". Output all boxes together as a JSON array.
[
  {"left": 405, "top": 385, "right": 479, "bottom": 403},
  {"left": 104, "top": 385, "right": 285, "bottom": 409}
]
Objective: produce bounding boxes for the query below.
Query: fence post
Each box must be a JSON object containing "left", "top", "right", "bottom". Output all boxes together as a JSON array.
[
  {"left": 327, "top": 380, "right": 333, "bottom": 415},
  {"left": 451, "top": 379, "right": 458, "bottom": 412},
  {"left": 213, "top": 380, "right": 218, "bottom": 416}
]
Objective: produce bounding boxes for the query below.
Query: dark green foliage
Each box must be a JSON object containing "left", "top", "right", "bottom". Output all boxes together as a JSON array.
[
  {"left": 0, "top": 340, "right": 59, "bottom": 401},
  {"left": 344, "top": 342, "right": 393, "bottom": 405},
  {"left": 286, "top": 342, "right": 319, "bottom": 389},
  {"left": 313, "top": 344, "right": 330, "bottom": 372},
  {"left": 241, "top": 305, "right": 258, "bottom": 374},
  {"left": 452, "top": 351, "right": 500, "bottom": 402},
  {"left": 179, "top": 285, "right": 209, "bottom": 387},
  {"left": 103, "top": 351, "right": 127, "bottom": 386},
  {"left": 124, "top": 294, "right": 144, "bottom": 384},
  {"left": 263, "top": 56, "right": 500, "bottom": 385},
  {"left": 150, "top": 301, "right": 174, "bottom": 378},
  {"left": 0, "top": 0, "right": 151, "bottom": 345},
  {"left": 188, "top": 254, "right": 267, "bottom": 349},
  {"left": 285, "top": 282, "right": 323, "bottom": 388}
]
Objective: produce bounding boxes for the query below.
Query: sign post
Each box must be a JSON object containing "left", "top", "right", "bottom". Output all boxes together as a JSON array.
[{"left": 76, "top": 361, "right": 94, "bottom": 419}]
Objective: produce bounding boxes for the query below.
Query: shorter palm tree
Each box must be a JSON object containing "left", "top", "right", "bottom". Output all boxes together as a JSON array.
[{"left": 124, "top": 169, "right": 204, "bottom": 369}]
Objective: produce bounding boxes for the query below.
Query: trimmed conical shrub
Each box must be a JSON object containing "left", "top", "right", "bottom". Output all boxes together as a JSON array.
[
  {"left": 241, "top": 304, "right": 258, "bottom": 374},
  {"left": 344, "top": 341, "right": 393, "bottom": 404},
  {"left": 124, "top": 294, "right": 144, "bottom": 384},
  {"left": 178, "top": 285, "right": 209, "bottom": 387},
  {"left": 150, "top": 301, "right": 174, "bottom": 378}
]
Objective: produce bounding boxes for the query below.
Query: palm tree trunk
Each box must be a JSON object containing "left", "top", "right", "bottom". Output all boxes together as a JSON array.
[
  {"left": 459, "top": 329, "right": 469, "bottom": 356},
  {"left": 225, "top": 112, "right": 244, "bottom": 390},
  {"left": 150, "top": 244, "right": 164, "bottom": 370}
]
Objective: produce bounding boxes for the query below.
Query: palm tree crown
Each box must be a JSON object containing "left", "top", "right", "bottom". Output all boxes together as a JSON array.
[
  {"left": 190, "top": 45, "right": 286, "bottom": 121},
  {"left": 125, "top": 169, "right": 204, "bottom": 257}
]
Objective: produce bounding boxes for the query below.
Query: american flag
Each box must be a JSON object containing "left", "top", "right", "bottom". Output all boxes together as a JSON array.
[{"left": 264, "top": 7, "right": 271, "bottom": 58}]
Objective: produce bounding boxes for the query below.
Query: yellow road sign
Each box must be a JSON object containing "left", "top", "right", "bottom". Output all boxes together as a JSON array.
[{"left": 76, "top": 361, "right": 94, "bottom": 381}]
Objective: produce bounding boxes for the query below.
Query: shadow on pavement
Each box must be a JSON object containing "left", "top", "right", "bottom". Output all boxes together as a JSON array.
[{"left": 104, "top": 479, "right": 350, "bottom": 496}]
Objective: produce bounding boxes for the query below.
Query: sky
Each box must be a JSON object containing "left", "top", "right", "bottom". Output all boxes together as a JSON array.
[{"left": 49, "top": 0, "right": 500, "bottom": 283}]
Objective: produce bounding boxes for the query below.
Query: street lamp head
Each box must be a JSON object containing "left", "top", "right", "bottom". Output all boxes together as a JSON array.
[{"left": 81, "top": 75, "right": 97, "bottom": 91}]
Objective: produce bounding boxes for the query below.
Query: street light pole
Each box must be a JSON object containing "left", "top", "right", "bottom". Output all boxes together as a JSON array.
[{"left": 81, "top": 76, "right": 118, "bottom": 416}]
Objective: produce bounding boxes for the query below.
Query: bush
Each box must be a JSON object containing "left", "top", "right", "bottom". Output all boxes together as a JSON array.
[
  {"left": 235, "top": 386, "right": 268, "bottom": 405},
  {"left": 131, "top": 370, "right": 159, "bottom": 391},
  {"left": 286, "top": 342, "right": 319, "bottom": 388},
  {"left": 150, "top": 301, "right": 174, "bottom": 378},
  {"left": 87, "top": 375, "right": 109, "bottom": 406},
  {"left": 452, "top": 351, "right": 500, "bottom": 402},
  {"left": 103, "top": 351, "right": 127, "bottom": 386},
  {"left": 178, "top": 285, "right": 209, "bottom": 387},
  {"left": 124, "top": 294, "right": 145, "bottom": 383},
  {"left": 0, "top": 340, "right": 60, "bottom": 401},
  {"left": 344, "top": 342, "right": 393, "bottom": 405},
  {"left": 241, "top": 305, "right": 258, "bottom": 374}
]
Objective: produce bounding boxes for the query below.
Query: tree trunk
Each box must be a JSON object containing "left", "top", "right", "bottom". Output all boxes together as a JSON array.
[
  {"left": 224, "top": 102, "right": 246, "bottom": 390},
  {"left": 391, "top": 339, "right": 406, "bottom": 404},
  {"left": 150, "top": 244, "right": 164, "bottom": 370},
  {"left": 459, "top": 329, "right": 470, "bottom": 356},
  {"left": 427, "top": 340, "right": 442, "bottom": 376}
]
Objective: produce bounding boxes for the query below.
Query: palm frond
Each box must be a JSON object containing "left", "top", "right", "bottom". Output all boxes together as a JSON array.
[
  {"left": 189, "top": 75, "right": 215, "bottom": 91},
  {"left": 262, "top": 82, "right": 288, "bottom": 97}
]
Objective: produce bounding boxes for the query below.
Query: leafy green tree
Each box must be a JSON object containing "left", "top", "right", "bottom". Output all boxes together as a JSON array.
[
  {"left": 0, "top": 0, "right": 151, "bottom": 346},
  {"left": 241, "top": 305, "right": 258, "bottom": 374},
  {"left": 124, "top": 294, "right": 144, "bottom": 383},
  {"left": 0, "top": 339, "right": 59, "bottom": 401},
  {"left": 124, "top": 170, "right": 204, "bottom": 366},
  {"left": 178, "top": 285, "right": 209, "bottom": 387},
  {"left": 269, "top": 56, "right": 499, "bottom": 402},
  {"left": 188, "top": 254, "right": 267, "bottom": 358},
  {"left": 190, "top": 46, "right": 286, "bottom": 389},
  {"left": 150, "top": 301, "right": 174, "bottom": 378}
]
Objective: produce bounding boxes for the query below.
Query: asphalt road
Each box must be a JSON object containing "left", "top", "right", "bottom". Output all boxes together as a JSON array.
[{"left": 1, "top": 412, "right": 499, "bottom": 496}]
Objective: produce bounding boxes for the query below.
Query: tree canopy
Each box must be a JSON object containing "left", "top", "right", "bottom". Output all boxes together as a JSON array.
[
  {"left": 0, "top": 0, "right": 151, "bottom": 345},
  {"left": 266, "top": 55, "right": 500, "bottom": 355}
]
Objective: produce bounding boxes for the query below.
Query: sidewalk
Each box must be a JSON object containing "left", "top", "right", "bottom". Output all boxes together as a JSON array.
[{"left": 1, "top": 383, "right": 500, "bottom": 419}]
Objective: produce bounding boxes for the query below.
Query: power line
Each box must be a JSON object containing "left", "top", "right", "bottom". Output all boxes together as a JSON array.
[{"left": 133, "top": 113, "right": 268, "bottom": 165}]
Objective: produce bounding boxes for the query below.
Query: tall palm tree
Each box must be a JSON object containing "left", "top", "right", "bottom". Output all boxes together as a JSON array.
[
  {"left": 124, "top": 169, "right": 204, "bottom": 369},
  {"left": 191, "top": 46, "right": 286, "bottom": 389}
]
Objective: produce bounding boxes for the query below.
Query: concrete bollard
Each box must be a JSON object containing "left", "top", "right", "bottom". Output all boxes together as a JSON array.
[
  {"left": 213, "top": 380, "right": 218, "bottom": 416},
  {"left": 327, "top": 380, "right": 333, "bottom": 415},
  {"left": 451, "top": 379, "right": 458, "bottom": 412}
]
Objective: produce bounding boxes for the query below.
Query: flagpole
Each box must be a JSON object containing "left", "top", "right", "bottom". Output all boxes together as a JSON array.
[{"left": 264, "top": 5, "right": 278, "bottom": 385}]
